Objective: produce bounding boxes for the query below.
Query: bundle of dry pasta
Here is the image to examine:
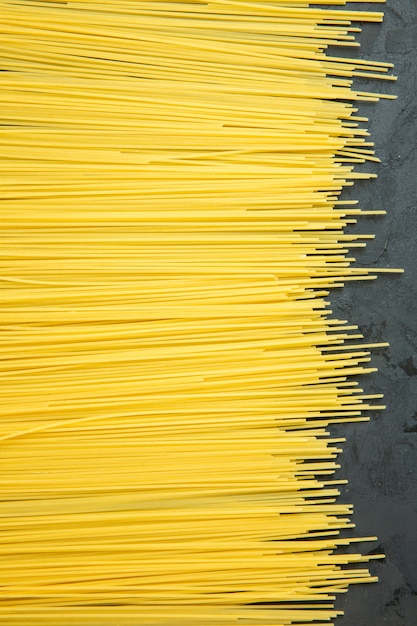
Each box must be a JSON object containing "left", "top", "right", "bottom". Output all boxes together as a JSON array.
[{"left": 0, "top": 1, "right": 398, "bottom": 624}]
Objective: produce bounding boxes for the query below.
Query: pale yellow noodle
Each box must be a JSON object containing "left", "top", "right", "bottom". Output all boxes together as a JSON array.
[{"left": 0, "top": 1, "right": 399, "bottom": 624}]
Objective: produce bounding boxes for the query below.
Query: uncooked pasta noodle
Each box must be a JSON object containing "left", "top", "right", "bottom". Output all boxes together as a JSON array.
[{"left": 0, "top": 1, "right": 400, "bottom": 624}]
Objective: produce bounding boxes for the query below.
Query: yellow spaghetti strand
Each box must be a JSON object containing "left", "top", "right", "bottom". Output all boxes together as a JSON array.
[{"left": 0, "top": 1, "right": 400, "bottom": 624}]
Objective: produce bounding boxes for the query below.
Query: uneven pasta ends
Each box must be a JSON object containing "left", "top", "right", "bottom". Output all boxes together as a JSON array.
[{"left": 0, "top": 1, "right": 400, "bottom": 625}]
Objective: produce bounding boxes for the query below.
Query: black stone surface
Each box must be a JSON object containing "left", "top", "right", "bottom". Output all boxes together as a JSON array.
[{"left": 328, "top": 1, "right": 417, "bottom": 623}]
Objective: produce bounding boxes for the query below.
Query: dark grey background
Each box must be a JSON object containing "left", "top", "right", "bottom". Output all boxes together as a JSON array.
[{"left": 327, "top": 1, "right": 417, "bottom": 623}]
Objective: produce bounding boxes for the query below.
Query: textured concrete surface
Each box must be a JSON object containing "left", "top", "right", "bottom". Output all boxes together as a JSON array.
[{"left": 329, "top": 1, "right": 417, "bottom": 623}]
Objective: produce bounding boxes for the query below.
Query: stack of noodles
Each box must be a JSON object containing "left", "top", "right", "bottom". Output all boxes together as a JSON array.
[{"left": 0, "top": 1, "right": 400, "bottom": 624}]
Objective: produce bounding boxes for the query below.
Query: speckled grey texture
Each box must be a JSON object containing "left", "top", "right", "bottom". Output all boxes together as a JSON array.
[{"left": 327, "top": 1, "right": 417, "bottom": 623}]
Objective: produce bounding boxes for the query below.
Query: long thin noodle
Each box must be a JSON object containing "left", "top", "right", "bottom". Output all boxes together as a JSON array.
[{"left": 0, "top": 1, "right": 399, "bottom": 624}]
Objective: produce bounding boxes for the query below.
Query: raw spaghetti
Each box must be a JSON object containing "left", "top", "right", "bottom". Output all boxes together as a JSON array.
[{"left": 0, "top": 1, "right": 400, "bottom": 624}]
